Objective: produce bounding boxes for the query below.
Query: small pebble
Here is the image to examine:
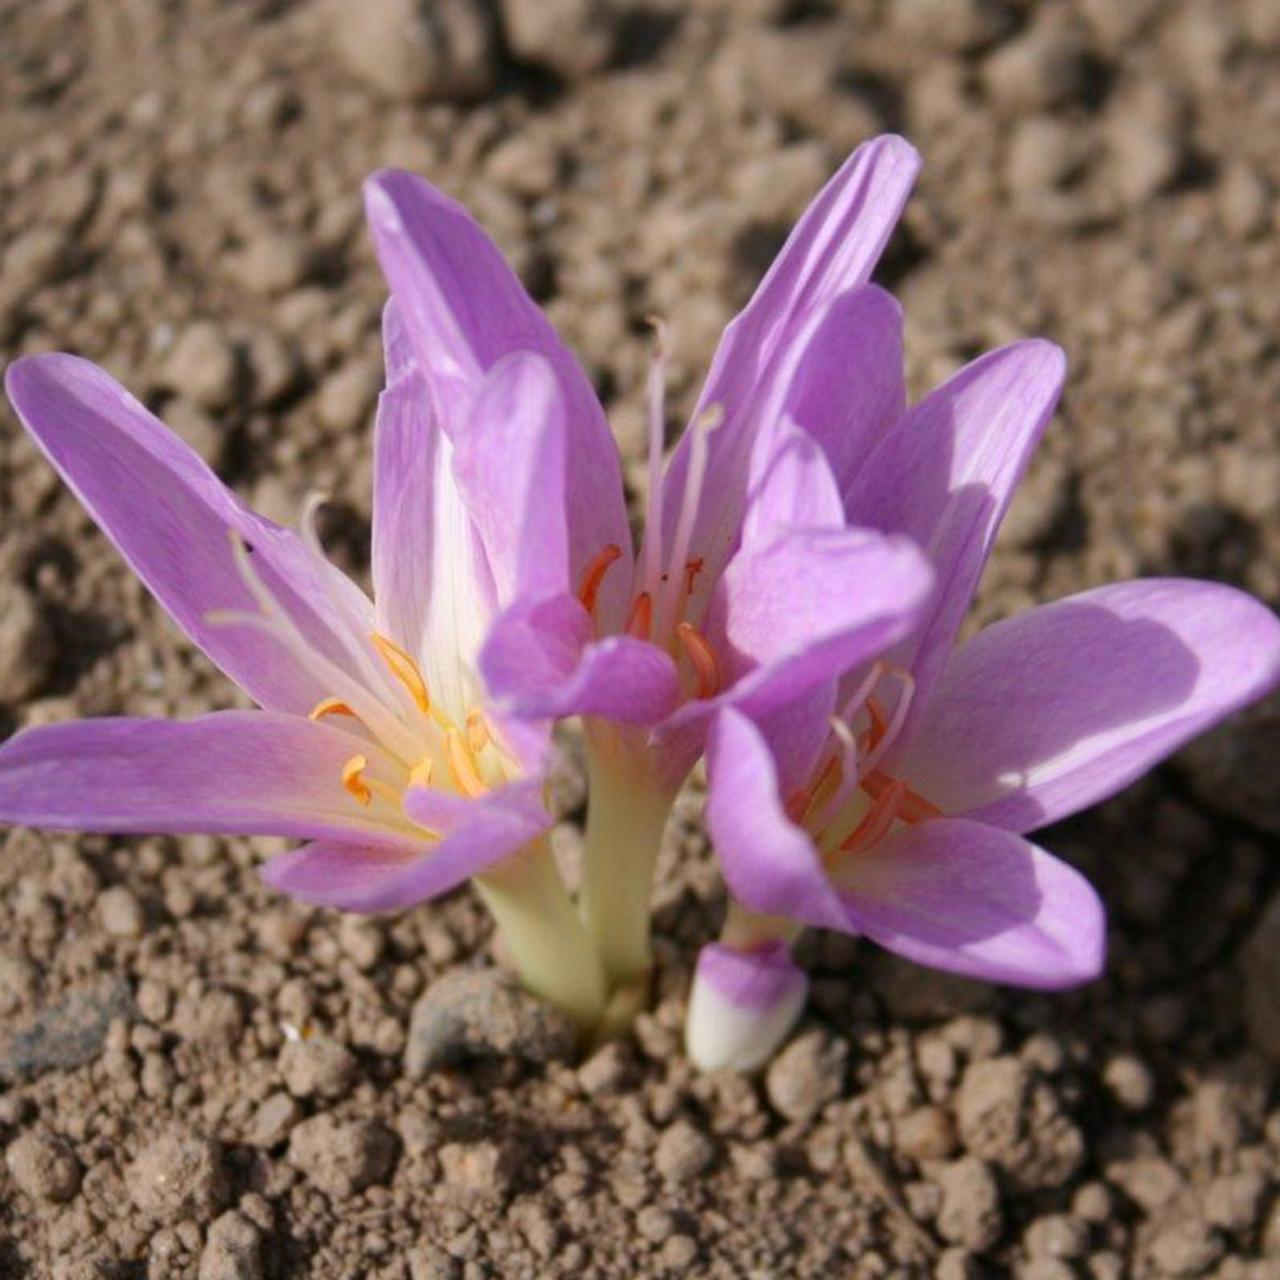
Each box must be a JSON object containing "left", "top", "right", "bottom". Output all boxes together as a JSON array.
[
  {"left": 765, "top": 1030, "right": 847, "bottom": 1123},
  {"left": 97, "top": 886, "right": 145, "bottom": 939},
  {"left": 6, "top": 1131, "right": 82, "bottom": 1203},
  {"left": 654, "top": 1120, "right": 714, "bottom": 1183}
]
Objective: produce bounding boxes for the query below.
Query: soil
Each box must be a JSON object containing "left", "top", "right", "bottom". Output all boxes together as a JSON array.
[{"left": 1, "top": 1, "right": 1279, "bottom": 1277}]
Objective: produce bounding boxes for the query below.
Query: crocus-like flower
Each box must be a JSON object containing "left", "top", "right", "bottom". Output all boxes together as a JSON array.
[
  {"left": 687, "top": 337, "right": 1280, "bottom": 1071},
  {"left": 0, "top": 162, "right": 673, "bottom": 1028},
  {"left": 481, "top": 135, "right": 930, "bottom": 997}
]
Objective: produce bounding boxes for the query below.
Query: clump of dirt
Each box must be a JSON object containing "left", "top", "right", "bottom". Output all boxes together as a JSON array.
[{"left": 1, "top": 1, "right": 1279, "bottom": 1276}]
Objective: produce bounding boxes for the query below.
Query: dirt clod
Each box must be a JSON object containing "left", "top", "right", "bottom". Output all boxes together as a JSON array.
[
  {"left": 5, "top": 1130, "right": 81, "bottom": 1203},
  {"left": 125, "top": 1132, "right": 230, "bottom": 1225},
  {"left": 286, "top": 1114, "right": 397, "bottom": 1199},
  {"left": 764, "top": 1029, "right": 847, "bottom": 1123}
]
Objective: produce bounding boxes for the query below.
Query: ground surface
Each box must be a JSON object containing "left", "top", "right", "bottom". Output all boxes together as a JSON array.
[{"left": 1, "top": 1, "right": 1279, "bottom": 1277}]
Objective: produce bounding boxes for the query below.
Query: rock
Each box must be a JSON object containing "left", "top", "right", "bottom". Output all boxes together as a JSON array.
[
  {"left": 1001, "top": 456, "right": 1071, "bottom": 547},
  {"left": 1203, "top": 1170, "right": 1266, "bottom": 1232},
  {"left": 577, "top": 1041, "right": 632, "bottom": 1096},
  {"left": 1102, "top": 1053, "right": 1155, "bottom": 1111},
  {"left": 97, "top": 886, "right": 145, "bottom": 939},
  {"left": 246, "top": 331, "right": 300, "bottom": 408},
  {"left": 1104, "top": 1155, "right": 1183, "bottom": 1213},
  {"left": 764, "top": 1030, "right": 847, "bottom": 1123},
  {"left": 500, "top": 0, "right": 616, "bottom": 78},
  {"left": 0, "top": 583, "right": 53, "bottom": 704},
  {"left": 225, "top": 231, "right": 310, "bottom": 297},
  {"left": 125, "top": 1132, "right": 230, "bottom": 1224},
  {"left": 159, "top": 321, "right": 239, "bottom": 412},
  {"left": 3, "top": 225, "right": 69, "bottom": 296},
  {"left": 316, "top": 357, "right": 382, "bottom": 433},
  {"left": 0, "top": 977, "right": 133, "bottom": 1083},
  {"left": 1024, "top": 1213, "right": 1089, "bottom": 1260},
  {"left": 936, "top": 1156, "right": 1003, "bottom": 1250},
  {"left": 891, "top": 0, "right": 1013, "bottom": 53},
  {"left": 164, "top": 398, "right": 226, "bottom": 468},
  {"left": 243, "top": 1091, "right": 302, "bottom": 1149},
  {"left": 279, "top": 1035, "right": 358, "bottom": 1100},
  {"left": 654, "top": 1119, "right": 714, "bottom": 1183},
  {"left": 404, "top": 968, "right": 576, "bottom": 1078},
  {"left": 439, "top": 1139, "right": 518, "bottom": 1197},
  {"left": 1005, "top": 118, "right": 1085, "bottom": 196},
  {"left": 896, "top": 1104, "right": 959, "bottom": 1162},
  {"left": 982, "top": 21, "right": 1086, "bottom": 110},
  {"left": 1145, "top": 1214, "right": 1223, "bottom": 1277},
  {"left": 326, "top": 0, "right": 496, "bottom": 102},
  {"left": 6, "top": 1131, "right": 82, "bottom": 1202},
  {"left": 199, "top": 1211, "right": 264, "bottom": 1280},
  {"left": 1217, "top": 161, "right": 1271, "bottom": 240},
  {"left": 287, "top": 1114, "right": 397, "bottom": 1199},
  {"left": 954, "top": 1056, "right": 1084, "bottom": 1191},
  {"left": 408, "top": 1246, "right": 461, "bottom": 1280}
]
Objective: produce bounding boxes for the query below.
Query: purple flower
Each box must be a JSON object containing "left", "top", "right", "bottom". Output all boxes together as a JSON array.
[
  {"left": 476, "top": 135, "right": 933, "bottom": 989},
  {"left": 688, "top": 338, "right": 1280, "bottom": 1069},
  {"left": 0, "top": 167, "right": 654, "bottom": 1024}
]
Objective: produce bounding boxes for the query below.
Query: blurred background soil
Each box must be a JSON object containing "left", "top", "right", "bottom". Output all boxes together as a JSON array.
[{"left": 1, "top": 1, "right": 1279, "bottom": 1276}]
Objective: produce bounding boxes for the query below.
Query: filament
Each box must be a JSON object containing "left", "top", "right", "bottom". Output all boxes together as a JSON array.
[{"left": 675, "top": 621, "right": 721, "bottom": 699}]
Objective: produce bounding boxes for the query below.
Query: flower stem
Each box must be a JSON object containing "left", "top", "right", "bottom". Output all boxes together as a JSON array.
[
  {"left": 578, "top": 726, "right": 676, "bottom": 993},
  {"left": 474, "top": 837, "right": 607, "bottom": 1031}
]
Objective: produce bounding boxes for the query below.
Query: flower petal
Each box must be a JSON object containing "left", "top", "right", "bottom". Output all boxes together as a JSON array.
[
  {"left": 742, "top": 417, "right": 845, "bottom": 548},
  {"left": 835, "top": 818, "right": 1106, "bottom": 989},
  {"left": 481, "top": 594, "right": 681, "bottom": 726},
  {"left": 5, "top": 354, "right": 374, "bottom": 715},
  {"left": 903, "top": 579, "right": 1280, "bottom": 831},
  {"left": 706, "top": 526, "right": 935, "bottom": 718},
  {"left": 705, "top": 707, "right": 848, "bottom": 930},
  {"left": 685, "top": 941, "right": 809, "bottom": 1073},
  {"left": 363, "top": 170, "right": 632, "bottom": 620},
  {"left": 845, "top": 339, "right": 1066, "bottom": 740},
  {"left": 653, "top": 136, "right": 920, "bottom": 604},
  {"left": 451, "top": 352, "right": 569, "bottom": 606},
  {"left": 0, "top": 712, "right": 426, "bottom": 852},
  {"left": 264, "top": 776, "right": 551, "bottom": 913}
]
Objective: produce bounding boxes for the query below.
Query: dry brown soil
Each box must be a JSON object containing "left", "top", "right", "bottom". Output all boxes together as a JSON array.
[{"left": 1, "top": 1, "right": 1279, "bottom": 1277}]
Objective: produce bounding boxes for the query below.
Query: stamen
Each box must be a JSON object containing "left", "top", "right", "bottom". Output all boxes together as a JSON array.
[
  {"left": 641, "top": 318, "right": 668, "bottom": 594},
  {"left": 841, "top": 777, "right": 907, "bottom": 855},
  {"left": 682, "top": 557, "right": 704, "bottom": 597},
  {"left": 578, "top": 544, "right": 622, "bottom": 617},
  {"left": 446, "top": 728, "right": 488, "bottom": 799},
  {"left": 861, "top": 670, "right": 916, "bottom": 778},
  {"left": 370, "top": 632, "right": 431, "bottom": 716},
  {"left": 298, "top": 492, "right": 331, "bottom": 561},
  {"left": 866, "top": 697, "right": 889, "bottom": 750},
  {"left": 784, "top": 787, "right": 812, "bottom": 824},
  {"left": 466, "top": 708, "right": 491, "bottom": 755},
  {"left": 625, "top": 591, "right": 653, "bottom": 640},
  {"left": 675, "top": 621, "right": 721, "bottom": 699},
  {"left": 861, "top": 770, "right": 941, "bottom": 823},
  {"left": 656, "top": 403, "right": 722, "bottom": 641},
  {"left": 309, "top": 697, "right": 357, "bottom": 722},
  {"left": 409, "top": 758, "right": 434, "bottom": 788},
  {"left": 343, "top": 755, "right": 372, "bottom": 806}
]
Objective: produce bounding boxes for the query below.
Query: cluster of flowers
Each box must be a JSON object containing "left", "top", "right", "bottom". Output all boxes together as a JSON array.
[{"left": 3, "top": 136, "right": 1277, "bottom": 1071}]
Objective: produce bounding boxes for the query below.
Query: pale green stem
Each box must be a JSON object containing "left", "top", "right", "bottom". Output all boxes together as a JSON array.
[
  {"left": 474, "top": 836, "right": 607, "bottom": 1031},
  {"left": 578, "top": 727, "right": 677, "bottom": 992},
  {"left": 720, "top": 899, "right": 804, "bottom": 952}
]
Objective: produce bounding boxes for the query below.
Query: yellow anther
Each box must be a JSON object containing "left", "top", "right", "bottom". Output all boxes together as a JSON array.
[
  {"left": 370, "top": 632, "right": 431, "bottom": 715},
  {"left": 342, "top": 755, "right": 372, "bottom": 806},
  {"left": 466, "top": 709, "right": 491, "bottom": 755},
  {"left": 675, "top": 621, "right": 722, "bottom": 699},
  {"left": 446, "top": 728, "right": 488, "bottom": 799},
  {"left": 409, "top": 757, "right": 434, "bottom": 789},
  {"left": 309, "top": 697, "right": 357, "bottom": 722}
]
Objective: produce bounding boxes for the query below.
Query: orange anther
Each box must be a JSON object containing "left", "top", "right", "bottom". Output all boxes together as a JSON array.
[
  {"left": 841, "top": 777, "right": 907, "bottom": 854},
  {"left": 446, "top": 729, "right": 488, "bottom": 799},
  {"left": 342, "top": 754, "right": 372, "bottom": 807},
  {"left": 683, "top": 556, "right": 705, "bottom": 597},
  {"left": 625, "top": 591, "right": 653, "bottom": 640},
  {"left": 866, "top": 697, "right": 889, "bottom": 749},
  {"left": 676, "top": 621, "right": 722, "bottom": 699},
  {"left": 466, "top": 708, "right": 491, "bottom": 754},
  {"left": 309, "top": 697, "right": 357, "bottom": 722},
  {"left": 370, "top": 632, "right": 431, "bottom": 715},
  {"left": 578, "top": 544, "right": 622, "bottom": 616},
  {"left": 784, "top": 787, "right": 812, "bottom": 824},
  {"left": 861, "top": 769, "right": 941, "bottom": 824}
]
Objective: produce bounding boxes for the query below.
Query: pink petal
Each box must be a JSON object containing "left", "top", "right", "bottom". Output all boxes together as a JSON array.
[
  {"left": 904, "top": 579, "right": 1280, "bottom": 831},
  {"left": 5, "top": 354, "right": 373, "bottom": 715},
  {"left": 835, "top": 818, "right": 1106, "bottom": 989},
  {"left": 0, "top": 712, "right": 426, "bottom": 853},
  {"left": 845, "top": 339, "right": 1066, "bottom": 745}
]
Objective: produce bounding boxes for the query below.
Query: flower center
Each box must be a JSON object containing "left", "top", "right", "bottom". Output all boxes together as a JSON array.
[{"left": 786, "top": 662, "right": 941, "bottom": 861}]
